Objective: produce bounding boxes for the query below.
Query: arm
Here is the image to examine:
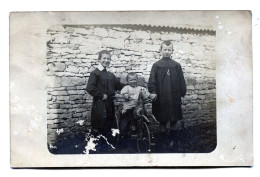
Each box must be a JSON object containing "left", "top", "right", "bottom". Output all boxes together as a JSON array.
[
  {"left": 148, "top": 64, "right": 158, "bottom": 100},
  {"left": 121, "top": 86, "right": 130, "bottom": 99},
  {"left": 148, "top": 64, "right": 157, "bottom": 94},
  {"left": 114, "top": 75, "right": 126, "bottom": 91},
  {"left": 86, "top": 71, "right": 103, "bottom": 100},
  {"left": 178, "top": 64, "right": 187, "bottom": 97}
]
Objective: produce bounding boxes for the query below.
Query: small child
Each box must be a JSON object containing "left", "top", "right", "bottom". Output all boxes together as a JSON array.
[{"left": 119, "top": 72, "right": 150, "bottom": 140}]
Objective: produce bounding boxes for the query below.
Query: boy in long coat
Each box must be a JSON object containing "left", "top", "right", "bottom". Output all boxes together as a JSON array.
[
  {"left": 87, "top": 50, "right": 124, "bottom": 142},
  {"left": 148, "top": 41, "right": 186, "bottom": 134}
]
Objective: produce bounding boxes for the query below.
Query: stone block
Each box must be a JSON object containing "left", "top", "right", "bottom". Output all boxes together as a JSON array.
[
  {"left": 187, "top": 37, "right": 200, "bottom": 44},
  {"left": 161, "top": 33, "right": 182, "bottom": 41},
  {"left": 53, "top": 34, "right": 69, "bottom": 43},
  {"left": 72, "top": 59, "right": 82, "bottom": 63},
  {"left": 69, "top": 37, "right": 88, "bottom": 45},
  {"left": 76, "top": 53, "right": 87, "bottom": 59},
  {"left": 77, "top": 90, "right": 86, "bottom": 95},
  {"left": 51, "top": 91, "right": 68, "bottom": 96},
  {"left": 79, "top": 67, "right": 89, "bottom": 74},
  {"left": 174, "top": 42, "right": 191, "bottom": 54},
  {"left": 59, "top": 104, "right": 73, "bottom": 109},
  {"left": 194, "top": 84, "right": 203, "bottom": 90},
  {"left": 65, "top": 118, "right": 75, "bottom": 127},
  {"left": 145, "top": 44, "right": 160, "bottom": 52},
  {"left": 77, "top": 85, "right": 87, "bottom": 90},
  {"left": 76, "top": 108, "right": 87, "bottom": 113},
  {"left": 82, "top": 112, "right": 89, "bottom": 118},
  {"left": 111, "top": 54, "right": 119, "bottom": 61},
  {"left": 47, "top": 113, "right": 59, "bottom": 119},
  {"left": 125, "top": 43, "right": 146, "bottom": 52},
  {"left": 65, "top": 65, "right": 79, "bottom": 73},
  {"left": 151, "top": 32, "right": 161, "bottom": 40},
  {"left": 48, "top": 104, "right": 60, "bottom": 109},
  {"left": 73, "top": 113, "right": 82, "bottom": 118},
  {"left": 142, "top": 52, "right": 155, "bottom": 58},
  {"left": 108, "top": 29, "right": 130, "bottom": 39},
  {"left": 56, "top": 95, "right": 70, "bottom": 101},
  {"left": 187, "top": 85, "right": 195, "bottom": 90},
  {"left": 70, "top": 95, "right": 83, "bottom": 101},
  {"left": 61, "top": 77, "right": 86, "bottom": 87},
  {"left": 47, "top": 95, "right": 52, "bottom": 101},
  {"left": 59, "top": 113, "right": 73, "bottom": 119},
  {"left": 208, "top": 84, "right": 215, "bottom": 89},
  {"left": 102, "top": 38, "right": 125, "bottom": 49},
  {"left": 51, "top": 96, "right": 57, "bottom": 101},
  {"left": 49, "top": 108, "right": 67, "bottom": 114},
  {"left": 86, "top": 54, "right": 98, "bottom": 60},
  {"left": 130, "top": 31, "right": 150, "bottom": 40},
  {"left": 94, "top": 28, "right": 108, "bottom": 37},
  {"left": 48, "top": 63, "right": 66, "bottom": 72},
  {"left": 198, "top": 95, "right": 206, "bottom": 100},
  {"left": 67, "top": 90, "right": 78, "bottom": 95},
  {"left": 186, "top": 78, "right": 196, "bottom": 85},
  {"left": 74, "top": 28, "right": 93, "bottom": 35},
  {"left": 122, "top": 50, "right": 141, "bottom": 56},
  {"left": 79, "top": 45, "right": 100, "bottom": 55}
]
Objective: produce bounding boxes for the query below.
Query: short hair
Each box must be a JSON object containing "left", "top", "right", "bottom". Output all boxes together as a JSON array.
[
  {"left": 126, "top": 72, "right": 138, "bottom": 81},
  {"left": 98, "top": 50, "right": 111, "bottom": 60},
  {"left": 160, "top": 40, "right": 173, "bottom": 50}
]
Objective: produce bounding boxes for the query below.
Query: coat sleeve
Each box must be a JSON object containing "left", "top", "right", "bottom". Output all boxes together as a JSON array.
[
  {"left": 114, "top": 74, "right": 126, "bottom": 91},
  {"left": 120, "top": 86, "right": 129, "bottom": 95},
  {"left": 148, "top": 64, "right": 157, "bottom": 94},
  {"left": 178, "top": 64, "right": 187, "bottom": 97},
  {"left": 86, "top": 71, "right": 103, "bottom": 99}
]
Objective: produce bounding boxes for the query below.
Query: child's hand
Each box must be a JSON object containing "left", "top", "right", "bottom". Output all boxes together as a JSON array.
[
  {"left": 150, "top": 94, "right": 157, "bottom": 100},
  {"left": 102, "top": 94, "right": 108, "bottom": 100},
  {"left": 124, "top": 94, "right": 129, "bottom": 99}
]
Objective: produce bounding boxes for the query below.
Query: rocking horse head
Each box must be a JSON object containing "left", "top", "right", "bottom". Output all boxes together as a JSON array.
[{"left": 133, "top": 90, "right": 146, "bottom": 119}]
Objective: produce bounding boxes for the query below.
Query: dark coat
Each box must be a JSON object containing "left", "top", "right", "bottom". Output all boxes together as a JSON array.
[
  {"left": 148, "top": 57, "right": 186, "bottom": 123},
  {"left": 86, "top": 68, "right": 123, "bottom": 130}
]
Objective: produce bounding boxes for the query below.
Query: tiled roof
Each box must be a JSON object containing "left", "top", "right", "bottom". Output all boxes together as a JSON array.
[{"left": 64, "top": 24, "right": 216, "bottom": 35}]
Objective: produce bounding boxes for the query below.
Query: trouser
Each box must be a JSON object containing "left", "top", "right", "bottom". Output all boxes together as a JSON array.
[
  {"left": 120, "top": 108, "right": 135, "bottom": 139},
  {"left": 159, "top": 120, "right": 178, "bottom": 133}
]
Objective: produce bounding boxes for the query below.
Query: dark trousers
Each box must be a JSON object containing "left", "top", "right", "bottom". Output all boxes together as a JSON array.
[{"left": 120, "top": 108, "right": 135, "bottom": 139}]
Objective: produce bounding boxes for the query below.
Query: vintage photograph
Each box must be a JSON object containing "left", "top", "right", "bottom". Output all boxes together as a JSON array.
[
  {"left": 46, "top": 24, "right": 216, "bottom": 154},
  {"left": 10, "top": 11, "right": 252, "bottom": 167}
]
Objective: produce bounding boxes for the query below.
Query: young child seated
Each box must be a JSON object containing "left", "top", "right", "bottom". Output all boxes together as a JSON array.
[{"left": 119, "top": 72, "right": 150, "bottom": 140}]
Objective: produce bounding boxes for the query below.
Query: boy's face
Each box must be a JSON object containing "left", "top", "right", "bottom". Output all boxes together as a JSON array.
[
  {"left": 160, "top": 44, "right": 173, "bottom": 58},
  {"left": 128, "top": 75, "right": 138, "bottom": 87},
  {"left": 100, "top": 54, "right": 111, "bottom": 68}
]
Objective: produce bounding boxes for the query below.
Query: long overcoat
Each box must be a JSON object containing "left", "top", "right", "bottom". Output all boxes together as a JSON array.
[
  {"left": 148, "top": 57, "right": 187, "bottom": 124},
  {"left": 86, "top": 68, "right": 123, "bottom": 130}
]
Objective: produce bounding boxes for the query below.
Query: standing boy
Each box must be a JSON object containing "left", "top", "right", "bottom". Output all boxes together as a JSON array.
[
  {"left": 148, "top": 40, "right": 186, "bottom": 135},
  {"left": 87, "top": 50, "right": 124, "bottom": 147}
]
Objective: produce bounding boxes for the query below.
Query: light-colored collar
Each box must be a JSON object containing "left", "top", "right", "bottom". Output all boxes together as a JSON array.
[{"left": 97, "top": 63, "right": 105, "bottom": 71}]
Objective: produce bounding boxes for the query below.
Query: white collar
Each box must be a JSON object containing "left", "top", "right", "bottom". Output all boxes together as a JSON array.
[{"left": 97, "top": 63, "right": 105, "bottom": 71}]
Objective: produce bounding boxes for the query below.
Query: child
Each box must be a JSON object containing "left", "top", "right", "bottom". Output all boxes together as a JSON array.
[
  {"left": 86, "top": 50, "right": 124, "bottom": 140},
  {"left": 148, "top": 40, "right": 186, "bottom": 134},
  {"left": 119, "top": 72, "right": 150, "bottom": 140}
]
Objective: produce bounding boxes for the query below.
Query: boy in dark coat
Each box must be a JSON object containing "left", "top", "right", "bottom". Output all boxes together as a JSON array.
[
  {"left": 148, "top": 41, "right": 186, "bottom": 135},
  {"left": 87, "top": 50, "right": 124, "bottom": 147}
]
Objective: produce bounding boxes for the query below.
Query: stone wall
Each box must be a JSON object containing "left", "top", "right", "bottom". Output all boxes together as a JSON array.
[{"left": 46, "top": 24, "right": 216, "bottom": 146}]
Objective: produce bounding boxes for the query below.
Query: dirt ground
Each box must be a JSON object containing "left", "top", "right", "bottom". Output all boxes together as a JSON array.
[{"left": 49, "top": 122, "right": 216, "bottom": 154}]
